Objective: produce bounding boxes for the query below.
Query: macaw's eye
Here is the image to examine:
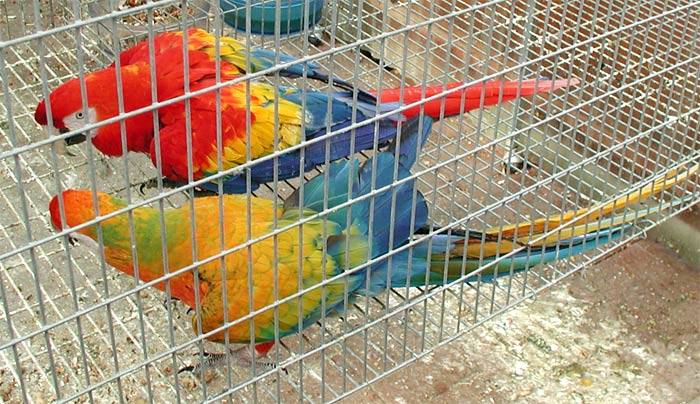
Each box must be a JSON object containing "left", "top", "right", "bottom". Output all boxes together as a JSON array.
[{"left": 75, "top": 111, "right": 84, "bottom": 119}]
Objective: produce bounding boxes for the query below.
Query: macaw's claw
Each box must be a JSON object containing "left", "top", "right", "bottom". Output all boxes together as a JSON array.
[
  {"left": 307, "top": 34, "right": 323, "bottom": 47},
  {"left": 178, "top": 346, "right": 286, "bottom": 375},
  {"left": 136, "top": 177, "right": 217, "bottom": 197},
  {"left": 161, "top": 297, "right": 182, "bottom": 310},
  {"left": 178, "top": 351, "right": 227, "bottom": 375},
  {"left": 137, "top": 177, "right": 185, "bottom": 194}
]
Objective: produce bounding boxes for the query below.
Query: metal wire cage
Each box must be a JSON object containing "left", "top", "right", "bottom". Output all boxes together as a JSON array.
[{"left": 1, "top": 0, "right": 699, "bottom": 403}]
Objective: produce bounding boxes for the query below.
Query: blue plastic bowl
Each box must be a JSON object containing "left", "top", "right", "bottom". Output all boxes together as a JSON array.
[{"left": 220, "top": 0, "right": 324, "bottom": 35}]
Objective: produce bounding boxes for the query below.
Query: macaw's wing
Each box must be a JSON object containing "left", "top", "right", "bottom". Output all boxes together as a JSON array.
[
  {"left": 115, "top": 30, "right": 200, "bottom": 67},
  {"left": 152, "top": 80, "right": 303, "bottom": 181},
  {"left": 115, "top": 29, "right": 253, "bottom": 75},
  {"left": 152, "top": 80, "right": 402, "bottom": 191},
  {"left": 198, "top": 118, "right": 402, "bottom": 194},
  {"left": 115, "top": 28, "right": 308, "bottom": 74},
  {"left": 138, "top": 47, "right": 242, "bottom": 101},
  {"left": 115, "top": 28, "right": 364, "bottom": 92}
]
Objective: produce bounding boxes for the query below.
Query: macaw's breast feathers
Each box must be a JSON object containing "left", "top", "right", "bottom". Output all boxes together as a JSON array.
[{"left": 193, "top": 204, "right": 364, "bottom": 343}]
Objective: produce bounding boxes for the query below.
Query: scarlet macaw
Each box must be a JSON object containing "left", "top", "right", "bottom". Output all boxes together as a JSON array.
[
  {"left": 34, "top": 29, "right": 578, "bottom": 192},
  {"left": 49, "top": 116, "right": 697, "bottom": 368}
]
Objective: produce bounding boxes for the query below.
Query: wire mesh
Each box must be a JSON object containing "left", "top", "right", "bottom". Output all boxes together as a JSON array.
[{"left": 1, "top": 0, "right": 699, "bottom": 403}]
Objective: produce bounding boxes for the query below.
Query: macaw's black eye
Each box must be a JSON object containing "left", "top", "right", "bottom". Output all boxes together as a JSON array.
[{"left": 75, "top": 111, "right": 84, "bottom": 119}]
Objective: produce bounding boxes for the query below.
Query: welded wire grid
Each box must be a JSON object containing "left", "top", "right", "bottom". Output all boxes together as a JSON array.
[{"left": 1, "top": 0, "right": 699, "bottom": 403}]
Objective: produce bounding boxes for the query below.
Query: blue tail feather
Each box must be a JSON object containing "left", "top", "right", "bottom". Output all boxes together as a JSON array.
[{"left": 359, "top": 223, "right": 632, "bottom": 295}]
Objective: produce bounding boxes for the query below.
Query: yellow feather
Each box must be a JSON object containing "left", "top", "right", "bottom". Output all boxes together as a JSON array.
[
  {"left": 487, "top": 162, "right": 697, "bottom": 238},
  {"left": 179, "top": 196, "right": 353, "bottom": 343},
  {"left": 209, "top": 81, "right": 305, "bottom": 173}
]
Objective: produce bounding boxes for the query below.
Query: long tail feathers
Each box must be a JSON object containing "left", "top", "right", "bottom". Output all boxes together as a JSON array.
[
  {"left": 357, "top": 159, "right": 696, "bottom": 294},
  {"left": 424, "top": 223, "right": 632, "bottom": 284},
  {"left": 417, "top": 191, "right": 696, "bottom": 289},
  {"left": 456, "top": 164, "right": 700, "bottom": 258},
  {"left": 373, "top": 78, "right": 580, "bottom": 120}
]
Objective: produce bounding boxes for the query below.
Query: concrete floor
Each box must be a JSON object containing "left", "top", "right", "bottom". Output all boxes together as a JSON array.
[{"left": 341, "top": 205, "right": 700, "bottom": 403}]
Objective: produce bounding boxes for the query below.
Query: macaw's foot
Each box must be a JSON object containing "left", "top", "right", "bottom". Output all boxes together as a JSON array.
[
  {"left": 161, "top": 297, "right": 193, "bottom": 316},
  {"left": 178, "top": 342, "right": 285, "bottom": 375},
  {"left": 178, "top": 351, "right": 231, "bottom": 375},
  {"left": 136, "top": 177, "right": 217, "bottom": 197},
  {"left": 137, "top": 177, "right": 185, "bottom": 194}
]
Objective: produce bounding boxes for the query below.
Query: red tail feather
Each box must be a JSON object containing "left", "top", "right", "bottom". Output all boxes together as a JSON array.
[{"left": 374, "top": 78, "right": 580, "bottom": 120}]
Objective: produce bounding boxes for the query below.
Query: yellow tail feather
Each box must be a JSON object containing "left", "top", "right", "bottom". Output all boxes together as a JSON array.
[{"left": 462, "top": 161, "right": 698, "bottom": 259}]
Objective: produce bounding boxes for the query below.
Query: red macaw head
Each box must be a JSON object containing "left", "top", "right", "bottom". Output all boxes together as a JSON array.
[{"left": 34, "top": 65, "right": 156, "bottom": 156}]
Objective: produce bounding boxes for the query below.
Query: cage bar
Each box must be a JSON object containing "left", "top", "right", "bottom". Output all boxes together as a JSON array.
[{"left": 1, "top": 1, "right": 698, "bottom": 403}]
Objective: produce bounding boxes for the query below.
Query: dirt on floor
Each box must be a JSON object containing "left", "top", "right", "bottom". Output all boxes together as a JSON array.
[{"left": 343, "top": 206, "right": 700, "bottom": 404}]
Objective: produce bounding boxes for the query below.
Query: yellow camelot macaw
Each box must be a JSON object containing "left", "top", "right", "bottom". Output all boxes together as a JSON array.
[
  {"left": 35, "top": 28, "right": 579, "bottom": 192},
  {"left": 49, "top": 116, "right": 695, "bottom": 369}
]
